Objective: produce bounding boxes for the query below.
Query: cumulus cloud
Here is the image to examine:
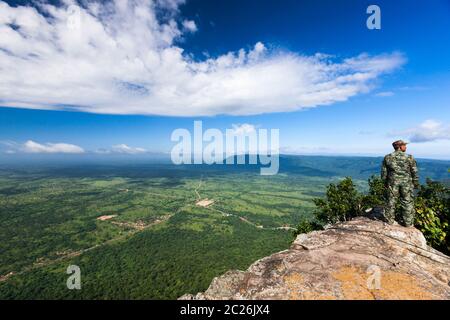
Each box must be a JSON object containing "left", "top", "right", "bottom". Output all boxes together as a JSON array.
[
  {"left": 111, "top": 144, "right": 147, "bottom": 154},
  {"left": 22, "top": 140, "right": 85, "bottom": 153},
  {"left": 1, "top": 140, "right": 149, "bottom": 154},
  {"left": 0, "top": 0, "right": 405, "bottom": 116},
  {"left": 394, "top": 120, "right": 450, "bottom": 143}
]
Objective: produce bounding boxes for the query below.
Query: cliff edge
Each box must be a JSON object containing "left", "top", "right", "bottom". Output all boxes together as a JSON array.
[{"left": 180, "top": 217, "right": 450, "bottom": 300}]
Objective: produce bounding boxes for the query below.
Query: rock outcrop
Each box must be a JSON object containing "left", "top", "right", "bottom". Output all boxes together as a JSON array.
[{"left": 180, "top": 217, "right": 450, "bottom": 300}]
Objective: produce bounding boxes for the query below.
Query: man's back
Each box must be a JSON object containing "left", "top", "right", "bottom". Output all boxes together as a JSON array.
[{"left": 382, "top": 150, "right": 418, "bottom": 184}]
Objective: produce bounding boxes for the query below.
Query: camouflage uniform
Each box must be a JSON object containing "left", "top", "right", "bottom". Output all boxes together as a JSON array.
[{"left": 381, "top": 147, "right": 419, "bottom": 227}]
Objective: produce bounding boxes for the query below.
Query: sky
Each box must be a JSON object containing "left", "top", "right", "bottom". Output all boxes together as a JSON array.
[{"left": 0, "top": 0, "right": 450, "bottom": 159}]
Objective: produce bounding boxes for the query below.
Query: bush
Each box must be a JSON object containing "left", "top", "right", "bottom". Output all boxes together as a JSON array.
[
  {"left": 362, "top": 175, "right": 385, "bottom": 208},
  {"left": 293, "top": 219, "right": 323, "bottom": 237},
  {"left": 312, "top": 177, "right": 363, "bottom": 224},
  {"left": 414, "top": 179, "right": 449, "bottom": 253},
  {"left": 306, "top": 175, "right": 449, "bottom": 254}
]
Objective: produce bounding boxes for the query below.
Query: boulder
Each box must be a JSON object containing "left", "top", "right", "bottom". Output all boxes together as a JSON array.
[{"left": 180, "top": 217, "right": 450, "bottom": 300}]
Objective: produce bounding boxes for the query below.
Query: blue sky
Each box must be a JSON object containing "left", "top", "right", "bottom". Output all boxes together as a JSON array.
[{"left": 0, "top": 0, "right": 449, "bottom": 159}]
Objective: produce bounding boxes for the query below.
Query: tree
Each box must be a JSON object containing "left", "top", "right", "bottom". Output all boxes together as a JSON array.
[
  {"left": 362, "top": 175, "right": 385, "bottom": 208},
  {"left": 308, "top": 175, "right": 450, "bottom": 254},
  {"left": 414, "top": 179, "right": 449, "bottom": 253},
  {"left": 313, "top": 177, "right": 363, "bottom": 224},
  {"left": 293, "top": 219, "right": 323, "bottom": 236}
]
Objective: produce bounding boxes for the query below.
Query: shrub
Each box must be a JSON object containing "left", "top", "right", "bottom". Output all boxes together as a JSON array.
[
  {"left": 362, "top": 175, "right": 385, "bottom": 208},
  {"left": 305, "top": 176, "right": 449, "bottom": 254},
  {"left": 293, "top": 219, "right": 323, "bottom": 237},
  {"left": 312, "top": 177, "right": 363, "bottom": 224},
  {"left": 414, "top": 179, "right": 449, "bottom": 254}
]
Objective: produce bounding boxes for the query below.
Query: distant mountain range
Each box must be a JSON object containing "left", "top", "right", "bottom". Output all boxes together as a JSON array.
[{"left": 0, "top": 154, "right": 448, "bottom": 183}]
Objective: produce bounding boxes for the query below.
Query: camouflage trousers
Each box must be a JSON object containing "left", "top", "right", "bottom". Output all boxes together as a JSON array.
[{"left": 384, "top": 183, "right": 415, "bottom": 227}]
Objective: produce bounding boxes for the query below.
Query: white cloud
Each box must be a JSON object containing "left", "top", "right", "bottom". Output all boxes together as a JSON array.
[
  {"left": 280, "top": 146, "right": 331, "bottom": 155},
  {"left": 22, "top": 140, "right": 85, "bottom": 153},
  {"left": 375, "top": 91, "right": 394, "bottom": 97},
  {"left": 93, "top": 148, "right": 112, "bottom": 154},
  {"left": 231, "top": 123, "right": 257, "bottom": 135},
  {"left": 111, "top": 144, "right": 147, "bottom": 154},
  {"left": 398, "top": 86, "right": 428, "bottom": 91},
  {"left": 182, "top": 19, "right": 197, "bottom": 33},
  {"left": 394, "top": 119, "right": 450, "bottom": 143},
  {"left": 0, "top": 0, "right": 405, "bottom": 116}
]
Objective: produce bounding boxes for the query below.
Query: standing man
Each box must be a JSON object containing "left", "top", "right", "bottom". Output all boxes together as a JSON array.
[{"left": 381, "top": 140, "right": 420, "bottom": 227}]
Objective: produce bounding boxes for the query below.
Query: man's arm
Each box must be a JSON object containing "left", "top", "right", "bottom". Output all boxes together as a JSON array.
[{"left": 409, "top": 155, "right": 420, "bottom": 188}]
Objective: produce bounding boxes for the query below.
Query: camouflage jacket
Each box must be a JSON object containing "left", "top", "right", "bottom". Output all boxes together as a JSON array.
[{"left": 381, "top": 150, "right": 419, "bottom": 187}]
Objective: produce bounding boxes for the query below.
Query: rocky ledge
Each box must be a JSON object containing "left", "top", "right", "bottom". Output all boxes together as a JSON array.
[{"left": 180, "top": 217, "right": 450, "bottom": 300}]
